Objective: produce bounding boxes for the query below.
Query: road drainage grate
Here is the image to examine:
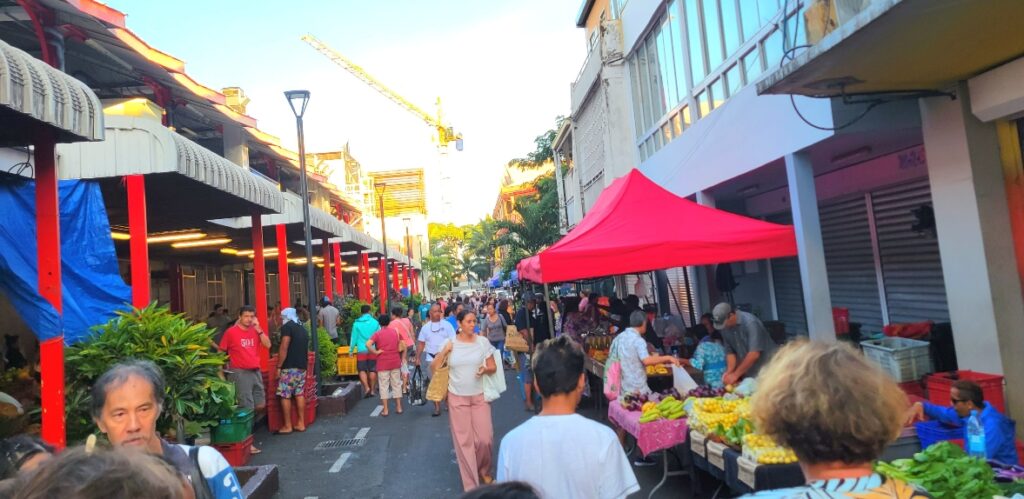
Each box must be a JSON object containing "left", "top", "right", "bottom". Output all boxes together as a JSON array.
[{"left": 315, "top": 438, "right": 365, "bottom": 450}]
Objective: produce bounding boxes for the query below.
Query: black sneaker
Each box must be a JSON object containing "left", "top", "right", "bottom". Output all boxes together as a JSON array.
[{"left": 633, "top": 456, "right": 656, "bottom": 467}]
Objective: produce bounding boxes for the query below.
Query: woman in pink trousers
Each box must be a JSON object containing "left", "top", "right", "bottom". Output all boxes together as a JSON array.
[{"left": 433, "top": 309, "right": 497, "bottom": 491}]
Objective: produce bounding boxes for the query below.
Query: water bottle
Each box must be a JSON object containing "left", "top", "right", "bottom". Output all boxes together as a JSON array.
[{"left": 966, "top": 409, "right": 986, "bottom": 458}]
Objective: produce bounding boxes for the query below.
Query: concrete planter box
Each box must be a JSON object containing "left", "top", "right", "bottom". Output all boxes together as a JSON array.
[
  {"left": 236, "top": 465, "right": 278, "bottom": 499},
  {"left": 318, "top": 381, "right": 363, "bottom": 417}
]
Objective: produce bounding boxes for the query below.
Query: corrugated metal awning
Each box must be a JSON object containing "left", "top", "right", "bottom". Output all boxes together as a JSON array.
[
  {"left": 57, "top": 115, "right": 283, "bottom": 214},
  {"left": 0, "top": 38, "right": 103, "bottom": 144}
]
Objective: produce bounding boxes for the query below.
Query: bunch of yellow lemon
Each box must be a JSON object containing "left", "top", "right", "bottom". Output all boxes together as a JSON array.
[
  {"left": 742, "top": 433, "right": 798, "bottom": 464},
  {"left": 689, "top": 397, "right": 750, "bottom": 434}
]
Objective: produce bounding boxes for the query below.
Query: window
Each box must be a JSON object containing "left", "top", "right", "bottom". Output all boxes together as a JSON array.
[
  {"left": 672, "top": 111, "right": 684, "bottom": 136},
  {"left": 685, "top": 0, "right": 706, "bottom": 84},
  {"left": 721, "top": 0, "right": 742, "bottom": 56},
  {"left": 763, "top": 29, "right": 784, "bottom": 71},
  {"left": 696, "top": 89, "right": 710, "bottom": 117},
  {"left": 645, "top": 36, "right": 665, "bottom": 121},
  {"left": 740, "top": 0, "right": 762, "bottom": 41},
  {"left": 662, "top": 122, "right": 673, "bottom": 144},
  {"left": 667, "top": 1, "right": 688, "bottom": 100},
  {"left": 758, "top": 0, "right": 781, "bottom": 26},
  {"left": 742, "top": 48, "right": 764, "bottom": 83},
  {"left": 629, "top": 60, "right": 646, "bottom": 138},
  {"left": 709, "top": 77, "right": 726, "bottom": 111},
  {"left": 725, "top": 64, "right": 742, "bottom": 96},
  {"left": 656, "top": 26, "right": 677, "bottom": 109},
  {"left": 637, "top": 43, "right": 653, "bottom": 134},
  {"left": 702, "top": 0, "right": 724, "bottom": 71}
]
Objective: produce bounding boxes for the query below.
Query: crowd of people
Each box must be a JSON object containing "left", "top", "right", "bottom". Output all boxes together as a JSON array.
[{"left": 2, "top": 289, "right": 1019, "bottom": 499}]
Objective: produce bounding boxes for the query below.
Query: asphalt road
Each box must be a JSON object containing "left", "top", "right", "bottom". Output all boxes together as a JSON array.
[{"left": 250, "top": 370, "right": 710, "bottom": 499}]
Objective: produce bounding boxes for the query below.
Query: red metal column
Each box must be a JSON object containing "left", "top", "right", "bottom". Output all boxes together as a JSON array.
[
  {"left": 275, "top": 224, "right": 289, "bottom": 308},
  {"left": 251, "top": 213, "right": 269, "bottom": 372},
  {"left": 35, "top": 137, "right": 64, "bottom": 448},
  {"left": 379, "top": 258, "right": 387, "bottom": 314},
  {"left": 322, "top": 242, "right": 332, "bottom": 301},
  {"left": 332, "top": 243, "right": 342, "bottom": 298},
  {"left": 126, "top": 175, "right": 150, "bottom": 309},
  {"left": 411, "top": 270, "right": 417, "bottom": 295},
  {"left": 402, "top": 266, "right": 409, "bottom": 291},
  {"left": 392, "top": 261, "right": 399, "bottom": 295},
  {"left": 361, "top": 253, "right": 371, "bottom": 303}
]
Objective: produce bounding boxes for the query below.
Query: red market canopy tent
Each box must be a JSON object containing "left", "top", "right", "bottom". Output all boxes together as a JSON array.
[{"left": 517, "top": 169, "right": 798, "bottom": 283}]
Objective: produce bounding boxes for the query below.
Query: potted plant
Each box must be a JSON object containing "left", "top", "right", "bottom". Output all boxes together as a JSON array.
[{"left": 65, "top": 304, "right": 236, "bottom": 443}]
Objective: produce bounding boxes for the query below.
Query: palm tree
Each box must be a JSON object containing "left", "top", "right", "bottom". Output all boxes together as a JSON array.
[
  {"left": 422, "top": 244, "right": 457, "bottom": 294},
  {"left": 458, "top": 252, "right": 491, "bottom": 286}
]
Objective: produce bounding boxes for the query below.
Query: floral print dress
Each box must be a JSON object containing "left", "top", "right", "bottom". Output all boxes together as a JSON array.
[{"left": 690, "top": 339, "right": 727, "bottom": 389}]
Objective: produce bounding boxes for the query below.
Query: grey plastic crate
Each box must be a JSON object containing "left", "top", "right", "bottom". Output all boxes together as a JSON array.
[{"left": 860, "top": 337, "right": 933, "bottom": 382}]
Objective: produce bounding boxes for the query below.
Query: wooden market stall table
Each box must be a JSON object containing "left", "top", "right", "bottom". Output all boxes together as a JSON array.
[{"left": 608, "top": 401, "right": 690, "bottom": 498}]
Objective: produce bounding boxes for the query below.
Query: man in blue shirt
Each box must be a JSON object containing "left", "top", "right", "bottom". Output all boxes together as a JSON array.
[{"left": 908, "top": 380, "right": 1018, "bottom": 464}]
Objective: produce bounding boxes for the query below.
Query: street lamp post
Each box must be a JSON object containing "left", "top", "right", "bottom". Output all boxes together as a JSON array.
[
  {"left": 285, "top": 89, "right": 320, "bottom": 382},
  {"left": 403, "top": 217, "right": 412, "bottom": 268},
  {"left": 375, "top": 183, "right": 390, "bottom": 311}
]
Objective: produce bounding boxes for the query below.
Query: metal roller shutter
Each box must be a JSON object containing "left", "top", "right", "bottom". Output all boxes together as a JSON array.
[
  {"left": 872, "top": 180, "right": 950, "bottom": 323},
  {"left": 768, "top": 213, "right": 807, "bottom": 336},
  {"left": 664, "top": 267, "right": 696, "bottom": 326},
  {"left": 820, "top": 196, "right": 885, "bottom": 334}
]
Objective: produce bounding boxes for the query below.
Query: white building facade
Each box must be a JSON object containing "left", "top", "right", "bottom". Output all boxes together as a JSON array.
[{"left": 561, "top": 0, "right": 1024, "bottom": 424}]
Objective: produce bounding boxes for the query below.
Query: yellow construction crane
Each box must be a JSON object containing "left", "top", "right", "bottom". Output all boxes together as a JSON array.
[{"left": 301, "top": 34, "right": 463, "bottom": 152}]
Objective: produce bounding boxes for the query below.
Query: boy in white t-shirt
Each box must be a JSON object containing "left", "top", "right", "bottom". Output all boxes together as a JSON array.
[{"left": 497, "top": 336, "right": 640, "bottom": 499}]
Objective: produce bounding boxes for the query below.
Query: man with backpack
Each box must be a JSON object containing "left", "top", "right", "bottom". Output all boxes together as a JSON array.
[{"left": 91, "top": 360, "right": 242, "bottom": 499}]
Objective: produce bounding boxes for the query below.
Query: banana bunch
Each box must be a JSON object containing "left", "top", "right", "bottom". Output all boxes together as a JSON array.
[
  {"left": 639, "top": 396, "right": 685, "bottom": 423},
  {"left": 645, "top": 364, "right": 670, "bottom": 376}
]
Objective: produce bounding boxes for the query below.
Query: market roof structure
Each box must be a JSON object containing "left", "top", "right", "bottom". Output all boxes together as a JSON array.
[
  {"left": 517, "top": 169, "right": 798, "bottom": 283},
  {"left": 0, "top": 37, "right": 103, "bottom": 144}
]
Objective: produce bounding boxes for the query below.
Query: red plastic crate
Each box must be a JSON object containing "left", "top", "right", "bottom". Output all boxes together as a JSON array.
[
  {"left": 898, "top": 380, "right": 925, "bottom": 399},
  {"left": 213, "top": 435, "right": 253, "bottom": 467},
  {"left": 926, "top": 371, "right": 1005, "bottom": 413}
]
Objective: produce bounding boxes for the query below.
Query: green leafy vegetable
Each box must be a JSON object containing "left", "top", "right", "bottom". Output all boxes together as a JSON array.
[{"left": 875, "top": 441, "right": 1001, "bottom": 499}]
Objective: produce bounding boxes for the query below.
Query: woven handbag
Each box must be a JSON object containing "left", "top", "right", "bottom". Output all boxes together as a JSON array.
[
  {"left": 426, "top": 350, "right": 450, "bottom": 402},
  {"left": 505, "top": 325, "right": 529, "bottom": 353}
]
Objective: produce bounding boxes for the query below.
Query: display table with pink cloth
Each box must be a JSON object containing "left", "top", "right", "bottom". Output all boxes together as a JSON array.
[
  {"left": 608, "top": 401, "right": 690, "bottom": 499},
  {"left": 608, "top": 399, "right": 689, "bottom": 456}
]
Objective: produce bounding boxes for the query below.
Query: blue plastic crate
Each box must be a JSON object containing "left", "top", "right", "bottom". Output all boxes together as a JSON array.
[{"left": 914, "top": 420, "right": 963, "bottom": 449}]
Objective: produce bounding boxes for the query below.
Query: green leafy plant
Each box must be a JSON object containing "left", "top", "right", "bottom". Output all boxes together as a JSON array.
[
  {"left": 875, "top": 441, "right": 1001, "bottom": 499},
  {"left": 65, "top": 304, "right": 235, "bottom": 443},
  {"left": 339, "top": 297, "right": 371, "bottom": 339},
  {"left": 317, "top": 327, "right": 338, "bottom": 378}
]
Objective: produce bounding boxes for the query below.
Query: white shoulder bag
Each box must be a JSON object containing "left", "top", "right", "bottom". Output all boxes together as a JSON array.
[{"left": 482, "top": 341, "right": 506, "bottom": 402}]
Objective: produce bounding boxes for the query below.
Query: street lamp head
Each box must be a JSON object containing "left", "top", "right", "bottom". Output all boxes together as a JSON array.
[{"left": 284, "top": 90, "right": 311, "bottom": 118}]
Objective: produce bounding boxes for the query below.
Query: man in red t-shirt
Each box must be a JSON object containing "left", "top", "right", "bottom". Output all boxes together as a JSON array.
[{"left": 219, "top": 305, "right": 271, "bottom": 453}]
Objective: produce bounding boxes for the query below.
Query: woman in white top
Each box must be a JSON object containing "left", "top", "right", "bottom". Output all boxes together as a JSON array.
[{"left": 433, "top": 310, "right": 497, "bottom": 491}]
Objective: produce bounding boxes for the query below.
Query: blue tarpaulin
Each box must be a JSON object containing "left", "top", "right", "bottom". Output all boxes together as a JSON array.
[{"left": 0, "top": 179, "right": 131, "bottom": 345}]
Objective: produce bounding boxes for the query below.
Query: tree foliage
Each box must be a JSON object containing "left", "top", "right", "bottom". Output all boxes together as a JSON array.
[
  {"left": 493, "top": 172, "right": 560, "bottom": 274},
  {"left": 507, "top": 116, "right": 565, "bottom": 170},
  {"left": 65, "top": 304, "right": 235, "bottom": 443}
]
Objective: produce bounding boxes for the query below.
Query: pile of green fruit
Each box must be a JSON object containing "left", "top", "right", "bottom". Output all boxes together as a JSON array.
[
  {"left": 639, "top": 396, "right": 684, "bottom": 423},
  {"left": 874, "top": 441, "right": 1001, "bottom": 499}
]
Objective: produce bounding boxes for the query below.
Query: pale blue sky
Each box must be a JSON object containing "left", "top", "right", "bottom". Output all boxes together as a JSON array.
[{"left": 104, "top": 0, "right": 586, "bottom": 224}]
